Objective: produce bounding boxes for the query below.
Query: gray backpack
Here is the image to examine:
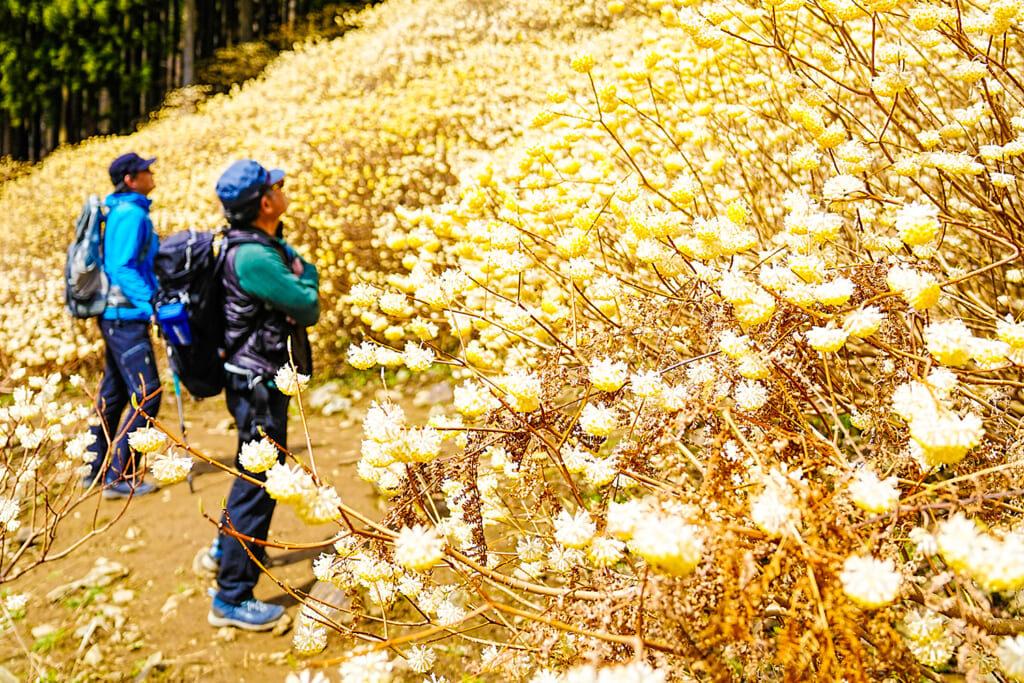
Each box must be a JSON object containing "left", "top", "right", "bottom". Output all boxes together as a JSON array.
[{"left": 64, "top": 194, "right": 108, "bottom": 319}]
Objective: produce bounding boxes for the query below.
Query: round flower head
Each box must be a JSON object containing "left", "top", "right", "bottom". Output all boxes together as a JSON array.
[
  {"left": 924, "top": 319, "right": 974, "bottom": 367},
  {"left": 402, "top": 342, "right": 434, "bottom": 371},
  {"left": 403, "top": 426, "right": 441, "bottom": 463},
  {"left": 887, "top": 265, "right": 940, "bottom": 310},
  {"left": 499, "top": 370, "right": 542, "bottom": 413},
  {"left": 843, "top": 306, "right": 884, "bottom": 338},
  {"left": 150, "top": 449, "right": 193, "bottom": 485},
  {"left": 587, "top": 536, "right": 626, "bottom": 566},
  {"left": 570, "top": 53, "right": 595, "bottom": 73},
  {"left": 589, "top": 357, "right": 628, "bottom": 392},
  {"left": 127, "top": 427, "right": 166, "bottom": 454},
  {"left": 630, "top": 515, "right": 704, "bottom": 576},
  {"left": 629, "top": 370, "right": 665, "bottom": 398},
  {"left": 734, "top": 380, "right": 769, "bottom": 411},
  {"left": 840, "top": 555, "right": 901, "bottom": 607},
  {"left": 998, "top": 635, "right": 1024, "bottom": 679},
  {"left": 908, "top": 411, "right": 983, "bottom": 466},
  {"left": 848, "top": 468, "right": 899, "bottom": 513},
  {"left": 265, "top": 463, "right": 315, "bottom": 504},
  {"left": 239, "top": 437, "right": 280, "bottom": 473},
  {"left": 394, "top": 524, "right": 445, "bottom": 571},
  {"left": 347, "top": 341, "right": 379, "bottom": 370},
  {"left": 338, "top": 650, "right": 396, "bottom": 683},
  {"left": 895, "top": 201, "right": 940, "bottom": 246},
  {"left": 453, "top": 381, "right": 495, "bottom": 418},
  {"left": 292, "top": 620, "right": 328, "bottom": 655},
  {"left": 579, "top": 402, "right": 618, "bottom": 436},
  {"left": 406, "top": 645, "right": 437, "bottom": 673},
  {"left": 553, "top": 509, "right": 597, "bottom": 549},
  {"left": 806, "top": 326, "right": 849, "bottom": 352},
  {"left": 349, "top": 283, "right": 378, "bottom": 306},
  {"left": 297, "top": 486, "right": 343, "bottom": 525},
  {"left": 274, "top": 364, "right": 310, "bottom": 396}
]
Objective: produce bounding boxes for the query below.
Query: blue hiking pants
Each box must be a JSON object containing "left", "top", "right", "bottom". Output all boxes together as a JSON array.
[
  {"left": 216, "top": 373, "right": 289, "bottom": 605},
  {"left": 85, "top": 319, "right": 162, "bottom": 484}
]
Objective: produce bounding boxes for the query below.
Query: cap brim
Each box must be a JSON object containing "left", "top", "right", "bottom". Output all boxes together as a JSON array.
[
  {"left": 139, "top": 157, "right": 157, "bottom": 170},
  {"left": 268, "top": 169, "right": 285, "bottom": 185}
]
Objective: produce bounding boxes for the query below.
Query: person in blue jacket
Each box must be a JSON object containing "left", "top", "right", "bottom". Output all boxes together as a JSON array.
[
  {"left": 82, "top": 152, "right": 162, "bottom": 500},
  {"left": 201, "top": 159, "right": 320, "bottom": 631}
]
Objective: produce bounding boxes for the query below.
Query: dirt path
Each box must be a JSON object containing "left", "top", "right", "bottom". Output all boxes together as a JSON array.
[{"left": 0, "top": 391, "right": 387, "bottom": 682}]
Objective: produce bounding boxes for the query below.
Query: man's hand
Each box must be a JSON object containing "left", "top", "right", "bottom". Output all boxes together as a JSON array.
[{"left": 291, "top": 257, "right": 304, "bottom": 276}]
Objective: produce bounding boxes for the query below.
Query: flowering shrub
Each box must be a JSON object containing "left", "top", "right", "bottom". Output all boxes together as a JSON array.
[
  {"left": 317, "top": 0, "right": 1024, "bottom": 679},
  {"left": 0, "top": 371, "right": 136, "bottom": 622},
  {"left": 4, "top": 0, "right": 1024, "bottom": 680}
]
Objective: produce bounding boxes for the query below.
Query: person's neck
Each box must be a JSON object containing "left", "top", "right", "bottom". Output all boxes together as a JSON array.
[{"left": 252, "top": 217, "right": 278, "bottom": 236}]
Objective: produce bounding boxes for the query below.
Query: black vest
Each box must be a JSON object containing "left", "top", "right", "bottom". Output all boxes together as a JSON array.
[{"left": 222, "top": 226, "right": 313, "bottom": 380}]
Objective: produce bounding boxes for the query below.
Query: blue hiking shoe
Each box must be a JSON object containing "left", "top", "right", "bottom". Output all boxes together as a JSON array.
[
  {"left": 101, "top": 480, "right": 157, "bottom": 500},
  {"left": 197, "top": 538, "right": 221, "bottom": 574},
  {"left": 208, "top": 596, "right": 285, "bottom": 631}
]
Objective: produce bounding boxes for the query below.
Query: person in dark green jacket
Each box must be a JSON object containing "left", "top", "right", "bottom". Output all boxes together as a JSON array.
[{"left": 202, "top": 159, "right": 320, "bottom": 631}]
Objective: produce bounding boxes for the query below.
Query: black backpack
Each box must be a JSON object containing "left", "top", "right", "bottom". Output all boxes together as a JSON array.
[
  {"left": 153, "top": 227, "right": 239, "bottom": 398},
  {"left": 64, "top": 195, "right": 109, "bottom": 318}
]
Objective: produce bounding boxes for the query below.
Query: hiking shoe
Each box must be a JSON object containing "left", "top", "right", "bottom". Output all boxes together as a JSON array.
[
  {"left": 101, "top": 480, "right": 157, "bottom": 500},
  {"left": 196, "top": 538, "right": 221, "bottom": 575},
  {"left": 208, "top": 596, "right": 285, "bottom": 631}
]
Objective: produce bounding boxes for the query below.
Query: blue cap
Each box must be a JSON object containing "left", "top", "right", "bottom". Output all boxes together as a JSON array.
[
  {"left": 109, "top": 152, "right": 156, "bottom": 185},
  {"left": 215, "top": 159, "right": 286, "bottom": 209}
]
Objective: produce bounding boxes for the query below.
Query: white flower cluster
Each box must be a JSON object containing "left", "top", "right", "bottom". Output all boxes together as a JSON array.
[
  {"left": 274, "top": 364, "right": 310, "bottom": 396},
  {"left": 891, "top": 369, "right": 983, "bottom": 467},
  {"left": 902, "top": 607, "right": 958, "bottom": 667},
  {"left": 127, "top": 427, "right": 166, "bottom": 454},
  {"left": 150, "top": 448, "right": 193, "bottom": 485},
  {"left": 839, "top": 555, "right": 902, "bottom": 608},
  {"left": 847, "top": 468, "right": 899, "bottom": 513},
  {"left": 998, "top": 635, "right": 1024, "bottom": 681},
  {"left": 935, "top": 514, "right": 1024, "bottom": 591},
  {"left": 292, "top": 615, "right": 328, "bottom": 655},
  {"left": 589, "top": 357, "right": 628, "bottom": 392},
  {"left": 261, "top": 458, "right": 341, "bottom": 525},
  {"left": 553, "top": 509, "right": 597, "bottom": 549},
  {"left": 239, "top": 437, "right": 279, "bottom": 473},
  {"left": 337, "top": 650, "right": 396, "bottom": 683},
  {"left": 358, "top": 401, "right": 441, "bottom": 494},
  {"left": 394, "top": 524, "right": 446, "bottom": 571},
  {"left": 496, "top": 369, "right": 543, "bottom": 413},
  {"left": 750, "top": 466, "right": 803, "bottom": 537},
  {"left": 924, "top": 319, "right": 1009, "bottom": 369},
  {"left": 453, "top": 380, "right": 497, "bottom": 418},
  {"left": 608, "top": 499, "right": 703, "bottom": 576},
  {"left": 886, "top": 264, "right": 940, "bottom": 310},
  {"left": 347, "top": 340, "right": 436, "bottom": 372}
]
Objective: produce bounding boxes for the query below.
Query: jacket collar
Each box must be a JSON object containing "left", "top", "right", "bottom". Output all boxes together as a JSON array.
[{"left": 105, "top": 192, "right": 152, "bottom": 212}]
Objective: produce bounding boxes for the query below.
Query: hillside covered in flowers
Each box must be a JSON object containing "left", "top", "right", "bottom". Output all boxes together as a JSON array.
[{"left": 4, "top": 0, "right": 1024, "bottom": 680}]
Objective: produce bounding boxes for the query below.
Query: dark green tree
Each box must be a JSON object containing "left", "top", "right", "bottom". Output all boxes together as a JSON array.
[{"left": 0, "top": 0, "right": 354, "bottom": 161}]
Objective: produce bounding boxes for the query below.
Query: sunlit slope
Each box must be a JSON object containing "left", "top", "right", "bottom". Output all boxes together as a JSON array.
[{"left": 0, "top": 0, "right": 640, "bottom": 371}]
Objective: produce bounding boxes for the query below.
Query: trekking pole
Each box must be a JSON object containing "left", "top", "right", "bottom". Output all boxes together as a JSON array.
[
  {"left": 171, "top": 369, "right": 195, "bottom": 494},
  {"left": 161, "top": 338, "right": 195, "bottom": 494}
]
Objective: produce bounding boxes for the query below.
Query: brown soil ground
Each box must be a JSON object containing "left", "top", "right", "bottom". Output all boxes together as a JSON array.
[{"left": 0, "top": 391, "right": 392, "bottom": 683}]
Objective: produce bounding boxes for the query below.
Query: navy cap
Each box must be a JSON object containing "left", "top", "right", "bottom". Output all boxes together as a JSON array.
[
  {"left": 215, "top": 159, "right": 286, "bottom": 209},
  {"left": 109, "top": 152, "right": 156, "bottom": 185}
]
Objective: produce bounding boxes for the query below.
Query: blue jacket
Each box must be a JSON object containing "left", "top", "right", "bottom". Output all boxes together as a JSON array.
[{"left": 102, "top": 192, "right": 159, "bottom": 321}]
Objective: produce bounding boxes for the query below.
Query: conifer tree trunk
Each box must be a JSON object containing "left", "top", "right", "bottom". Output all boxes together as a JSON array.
[
  {"left": 239, "top": 0, "right": 254, "bottom": 42},
  {"left": 183, "top": 0, "right": 196, "bottom": 85}
]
